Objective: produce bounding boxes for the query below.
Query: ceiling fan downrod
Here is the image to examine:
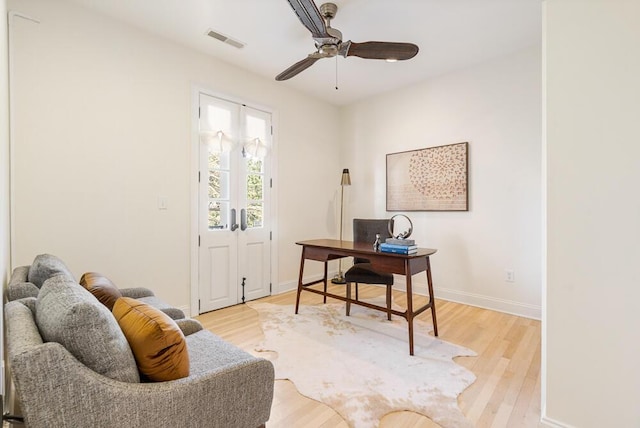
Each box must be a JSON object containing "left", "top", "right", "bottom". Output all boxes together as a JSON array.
[{"left": 319, "top": 2, "right": 337, "bottom": 22}]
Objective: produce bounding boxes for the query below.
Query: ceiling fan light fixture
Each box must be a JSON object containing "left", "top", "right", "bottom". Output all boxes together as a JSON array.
[
  {"left": 385, "top": 58, "right": 398, "bottom": 63},
  {"left": 319, "top": 44, "right": 338, "bottom": 57}
]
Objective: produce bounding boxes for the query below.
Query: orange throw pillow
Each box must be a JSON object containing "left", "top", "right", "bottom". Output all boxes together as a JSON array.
[
  {"left": 79, "top": 272, "right": 122, "bottom": 310},
  {"left": 112, "top": 297, "right": 189, "bottom": 382}
]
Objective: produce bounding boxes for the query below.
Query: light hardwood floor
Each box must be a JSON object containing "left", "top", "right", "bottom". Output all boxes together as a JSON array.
[{"left": 197, "top": 284, "right": 542, "bottom": 428}]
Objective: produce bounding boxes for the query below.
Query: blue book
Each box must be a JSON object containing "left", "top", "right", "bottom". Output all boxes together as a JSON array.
[
  {"left": 380, "top": 243, "right": 418, "bottom": 251},
  {"left": 379, "top": 246, "right": 418, "bottom": 255}
]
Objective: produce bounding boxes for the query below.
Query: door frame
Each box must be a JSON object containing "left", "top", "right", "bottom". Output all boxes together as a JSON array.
[{"left": 189, "top": 85, "right": 279, "bottom": 316}]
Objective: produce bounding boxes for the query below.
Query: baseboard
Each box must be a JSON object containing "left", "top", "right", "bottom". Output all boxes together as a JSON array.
[
  {"left": 276, "top": 273, "right": 541, "bottom": 320},
  {"left": 275, "top": 272, "right": 328, "bottom": 295},
  {"left": 177, "top": 305, "right": 191, "bottom": 318},
  {"left": 432, "top": 286, "right": 541, "bottom": 320},
  {"left": 275, "top": 280, "right": 297, "bottom": 295},
  {"left": 396, "top": 279, "right": 541, "bottom": 320},
  {"left": 540, "top": 415, "right": 575, "bottom": 428}
]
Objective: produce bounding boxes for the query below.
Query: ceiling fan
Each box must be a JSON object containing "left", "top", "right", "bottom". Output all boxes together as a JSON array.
[{"left": 276, "top": 0, "right": 419, "bottom": 81}]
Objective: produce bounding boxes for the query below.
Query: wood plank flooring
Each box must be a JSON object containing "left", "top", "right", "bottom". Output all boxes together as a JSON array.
[{"left": 197, "top": 284, "right": 542, "bottom": 428}]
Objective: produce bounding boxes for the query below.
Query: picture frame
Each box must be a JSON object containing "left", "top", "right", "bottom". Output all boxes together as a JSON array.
[{"left": 386, "top": 142, "right": 468, "bottom": 211}]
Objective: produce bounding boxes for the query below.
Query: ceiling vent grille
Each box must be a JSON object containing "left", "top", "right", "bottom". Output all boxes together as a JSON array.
[{"left": 206, "top": 29, "right": 245, "bottom": 49}]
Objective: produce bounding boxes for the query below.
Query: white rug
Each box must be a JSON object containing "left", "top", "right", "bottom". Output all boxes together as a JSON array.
[{"left": 248, "top": 300, "right": 476, "bottom": 428}]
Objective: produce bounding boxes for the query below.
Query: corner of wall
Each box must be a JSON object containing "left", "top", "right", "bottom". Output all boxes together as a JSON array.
[{"left": 1, "top": 0, "right": 11, "bottom": 406}]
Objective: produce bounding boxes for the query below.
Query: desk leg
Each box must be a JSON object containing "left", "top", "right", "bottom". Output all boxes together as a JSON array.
[
  {"left": 345, "top": 282, "right": 351, "bottom": 316},
  {"left": 405, "top": 260, "right": 415, "bottom": 356},
  {"left": 426, "top": 257, "right": 438, "bottom": 336},
  {"left": 323, "top": 262, "right": 328, "bottom": 304},
  {"left": 295, "top": 249, "right": 306, "bottom": 314}
]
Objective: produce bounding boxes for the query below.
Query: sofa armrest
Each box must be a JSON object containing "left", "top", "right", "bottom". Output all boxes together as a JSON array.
[
  {"left": 6, "top": 282, "right": 40, "bottom": 302},
  {"left": 119, "top": 287, "right": 155, "bottom": 298},
  {"left": 174, "top": 318, "right": 203, "bottom": 336},
  {"left": 9, "top": 339, "right": 274, "bottom": 428},
  {"left": 5, "top": 300, "right": 44, "bottom": 354},
  {"left": 9, "top": 266, "right": 30, "bottom": 286},
  {"left": 134, "top": 296, "right": 185, "bottom": 320}
]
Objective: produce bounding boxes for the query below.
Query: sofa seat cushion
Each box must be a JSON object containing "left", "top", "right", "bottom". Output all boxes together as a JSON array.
[
  {"left": 35, "top": 275, "right": 140, "bottom": 383},
  {"left": 28, "top": 254, "right": 75, "bottom": 288},
  {"left": 113, "top": 297, "right": 189, "bottom": 382},
  {"left": 79, "top": 272, "right": 123, "bottom": 310},
  {"left": 185, "top": 329, "right": 262, "bottom": 377}
]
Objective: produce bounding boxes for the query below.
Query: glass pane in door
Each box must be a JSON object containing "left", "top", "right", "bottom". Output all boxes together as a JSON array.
[
  {"left": 205, "top": 112, "right": 232, "bottom": 231},
  {"left": 246, "top": 202, "right": 263, "bottom": 228},
  {"left": 208, "top": 201, "right": 229, "bottom": 230},
  {"left": 243, "top": 112, "right": 268, "bottom": 230}
]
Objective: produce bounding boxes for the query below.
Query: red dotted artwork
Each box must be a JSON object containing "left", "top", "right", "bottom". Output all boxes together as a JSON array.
[{"left": 386, "top": 142, "right": 468, "bottom": 211}]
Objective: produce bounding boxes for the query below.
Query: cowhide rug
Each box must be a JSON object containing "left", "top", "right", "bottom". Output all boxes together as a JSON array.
[{"left": 247, "top": 300, "right": 476, "bottom": 428}]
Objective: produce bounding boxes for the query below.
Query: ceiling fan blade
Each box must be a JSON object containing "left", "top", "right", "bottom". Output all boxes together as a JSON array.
[
  {"left": 344, "top": 41, "right": 419, "bottom": 61},
  {"left": 275, "top": 55, "right": 321, "bottom": 81},
  {"left": 285, "top": 0, "right": 329, "bottom": 38}
]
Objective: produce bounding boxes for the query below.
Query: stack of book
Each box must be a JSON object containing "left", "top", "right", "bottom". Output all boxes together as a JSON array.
[{"left": 379, "top": 238, "right": 418, "bottom": 255}]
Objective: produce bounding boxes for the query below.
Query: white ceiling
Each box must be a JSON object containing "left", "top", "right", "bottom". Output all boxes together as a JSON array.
[{"left": 66, "top": 0, "right": 542, "bottom": 106}]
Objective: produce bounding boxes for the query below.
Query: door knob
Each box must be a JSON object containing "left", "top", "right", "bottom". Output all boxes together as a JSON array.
[
  {"left": 230, "top": 208, "right": 239, "bottom": 231},
  {"left": 240, "top": 208, "right": 247, "bottom": 231}
]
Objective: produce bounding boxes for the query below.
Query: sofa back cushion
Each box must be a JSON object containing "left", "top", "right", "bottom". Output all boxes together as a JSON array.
[
  {"left": 112, "top": 297, "right": 189, "bottom": 382},
  {"left": 28, "top": 254, "right": 75, "bottom": 288},
  {"left": 36, "top": 275, "right": 140, "bottom": 383},
  {"left": 79, "top": 272, "right": 123, "bottom": 310}
]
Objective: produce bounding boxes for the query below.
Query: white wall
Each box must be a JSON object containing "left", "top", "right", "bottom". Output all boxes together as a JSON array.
[
  {"left": 544, "top": 1, "right": 640, "bottom": 426},
  {"left": 341, "top": 46, "right": 542, "bottom": 318},
  {"left": 1, "top": 0, "right": 9, "bottom": 400},
  {"left": 8, "top": 0, "right": 341, "bottom": 309},
  {"left": 0, "top": 0, "right": 9, "bottom": 282}
]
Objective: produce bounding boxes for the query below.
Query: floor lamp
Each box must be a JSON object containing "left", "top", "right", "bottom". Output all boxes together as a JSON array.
[{"left": 331, "top": 168, "right": 351, "bottom": 284}]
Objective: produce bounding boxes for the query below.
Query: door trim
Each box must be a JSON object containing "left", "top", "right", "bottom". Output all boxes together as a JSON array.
[{"left": 189, "top": 85, "right": 279, "bottom": 316}]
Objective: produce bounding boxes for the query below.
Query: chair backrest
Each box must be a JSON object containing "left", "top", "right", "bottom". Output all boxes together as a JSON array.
[{"left": 353, "top": 219, "right": 393, "bottom": 264}]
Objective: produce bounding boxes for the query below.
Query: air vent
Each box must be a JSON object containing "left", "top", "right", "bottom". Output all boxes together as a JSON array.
[{"left": 206, "top": 29, "right": 245, "bottom": 49}]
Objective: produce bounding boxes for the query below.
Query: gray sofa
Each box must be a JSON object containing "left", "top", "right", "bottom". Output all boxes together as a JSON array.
[
  {"left": 4, "top": 256, "right": 275, "bottom": 428},
  {"left": 7, "top": 254, "right": 186, "bottom": 320}
]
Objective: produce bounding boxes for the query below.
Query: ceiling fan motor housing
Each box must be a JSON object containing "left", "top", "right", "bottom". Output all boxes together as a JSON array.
[{"left": 318, "top": 44, "right": 338, "bottom": 57}]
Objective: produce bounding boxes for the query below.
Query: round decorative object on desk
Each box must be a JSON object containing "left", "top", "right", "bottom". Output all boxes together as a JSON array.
[{"left": 388, "top": 214, "right": 413, "bottom": 239}]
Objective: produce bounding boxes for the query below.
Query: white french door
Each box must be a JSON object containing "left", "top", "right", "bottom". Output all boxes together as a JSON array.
[{"left": 197, "top": 93, "right": 272, "bottom": 313}]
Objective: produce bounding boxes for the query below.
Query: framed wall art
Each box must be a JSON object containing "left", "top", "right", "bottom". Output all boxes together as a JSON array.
[{"left": 386, "top": 142, "right": 468, "bottom": 211}]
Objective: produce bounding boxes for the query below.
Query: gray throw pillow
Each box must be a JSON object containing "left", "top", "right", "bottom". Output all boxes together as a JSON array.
[
  {"left": 35, "top": 274, "right": 140, "bottom": 383},
  {"left": 28, "top": 254, "right": 75, "bottom": 288}
]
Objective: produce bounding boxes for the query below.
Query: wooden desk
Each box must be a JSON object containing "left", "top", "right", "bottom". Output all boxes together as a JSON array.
[{"left": 295, "top": 239, "right": 438, "bottom": 356}]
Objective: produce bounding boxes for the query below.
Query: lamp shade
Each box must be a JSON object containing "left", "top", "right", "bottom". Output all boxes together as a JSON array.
[{"left": 341, "top": 168, "right": 351, "bottom": 186}]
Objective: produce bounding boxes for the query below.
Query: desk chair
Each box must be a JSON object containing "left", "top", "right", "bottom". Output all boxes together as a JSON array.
[{"left": 344, "top": 218, "right": 394, "bottom": 320}]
